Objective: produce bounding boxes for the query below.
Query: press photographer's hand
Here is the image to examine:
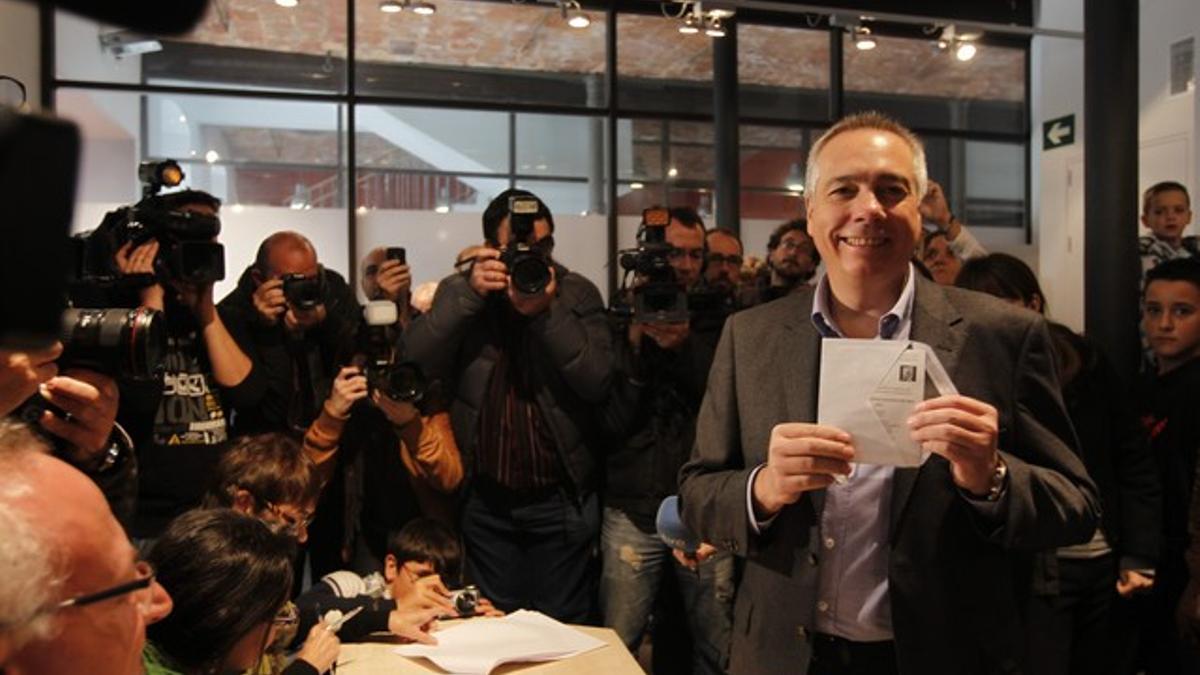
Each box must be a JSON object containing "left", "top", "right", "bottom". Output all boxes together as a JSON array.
[
  {"left": 326, "top": 366, "right": 368, "bottom": 418},
  {"left": 468, "top": 248, "right": 507, "bottom": 297},
  {"left": 252, "top": 278, "right": 287, "bottom": 325},
  {"left": 37, "top": 369, "right": 118, "bottom": 466}
]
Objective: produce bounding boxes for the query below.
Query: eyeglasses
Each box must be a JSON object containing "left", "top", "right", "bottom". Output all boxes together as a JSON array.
[
  {"left": 667, "top": 247, "right": 705, "bottom": 261},
  {"left": 58, "top": 560, "right": 156, "bottom": 613},
  {"left": 263, "top": 500, "right": 316, "bottom": 538},
  {"left": 707, "top": 253, "right": 743, "bottom": 267},
  {"left": 1, "top": 561, "right": 157, "bottom": 629}
]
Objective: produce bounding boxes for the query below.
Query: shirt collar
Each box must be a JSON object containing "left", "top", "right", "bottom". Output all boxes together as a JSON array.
[{"left": 811, "top": 263, "right": 917, "bottom": 339}]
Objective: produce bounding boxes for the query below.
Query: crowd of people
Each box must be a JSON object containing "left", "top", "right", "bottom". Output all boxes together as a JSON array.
[{"left": 1, "top": 111, "right": 1199, "bottom": 675}]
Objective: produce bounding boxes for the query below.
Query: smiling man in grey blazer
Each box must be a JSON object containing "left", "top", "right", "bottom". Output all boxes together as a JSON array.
[{"left": 678, "top": 112, "right": 1099, "bottom": 675}]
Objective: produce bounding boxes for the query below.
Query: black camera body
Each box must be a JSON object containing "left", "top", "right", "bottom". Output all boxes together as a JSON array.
[
  {"left": 358, "top": 301, "right": 426, "bottom": 405},
  {"left": 78, "top": 160, "right": 225, "bottom": 288},
  {"left": 615, "top": 208, "right": 688, "bottom": 323},
  {"left": 282, "top": 270, "right": 327, "bottom": 311},
  {"left": 499, "top": 196, "right": 552, "bottom": 296}
]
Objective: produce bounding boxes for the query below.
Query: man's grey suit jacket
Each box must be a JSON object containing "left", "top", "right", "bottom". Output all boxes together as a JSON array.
[{"left": 678, "top": 275, "right": 1100, "bottom": 675}]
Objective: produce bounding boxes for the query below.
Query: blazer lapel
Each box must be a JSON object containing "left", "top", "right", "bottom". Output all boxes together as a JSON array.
[{"left": 890, "top": 277, "right": 965, "bottom": 540}]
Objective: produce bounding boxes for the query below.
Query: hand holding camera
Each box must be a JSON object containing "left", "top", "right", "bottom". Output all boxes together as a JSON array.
[
  {"left": 36, "top": 368, "right": 119, "bottom": 467},
  {"left": 114, "top": 240, "right": 165, "bottom": 310},
  {"left": 468, "top": 248, "right": 508, "bottom": 298},
  {"left": 251, "top": 278, "right": 288, "bottom": 326},
  {"left": 641, "top": 319, "right": 690, "bottom": 351},
  {"left": 326, "top": 366, "right": 369, "bottom": 419}
]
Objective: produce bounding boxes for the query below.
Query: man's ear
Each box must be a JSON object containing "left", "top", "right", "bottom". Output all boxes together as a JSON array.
[
  {"left": 383, "top": 554, "right": 399, "bottom": 583},
  {"left": 250, "top": 267, "right": 265, "bottom": 286},
  {"left": 231, "top": 488, "right": 256, "bottom": 516}
]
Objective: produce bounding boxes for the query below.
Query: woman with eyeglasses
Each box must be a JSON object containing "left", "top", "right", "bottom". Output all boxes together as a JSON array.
[{"left": 142, "top": 509, "right": 340, "bottom": 675}]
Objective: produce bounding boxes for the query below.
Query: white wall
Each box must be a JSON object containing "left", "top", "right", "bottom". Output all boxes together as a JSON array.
[
  {"left": 1138, "top": 0, "right": 1198, "bottom": 203},
  {"left": 0, "top": 0, "right": 39, "bottom": 110}
]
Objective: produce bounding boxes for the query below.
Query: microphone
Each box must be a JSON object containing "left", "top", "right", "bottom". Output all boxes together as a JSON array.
[{"left": 655, "top": 495, "right": 700, "bottom": 554}]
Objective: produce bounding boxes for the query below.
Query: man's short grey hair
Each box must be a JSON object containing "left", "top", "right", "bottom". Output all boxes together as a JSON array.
[
  {"left": 804, "top": 111, "right": 929, "bottom": 204},
  {"left": 0, "top": 420, "right": 63, "bottom": 651}
]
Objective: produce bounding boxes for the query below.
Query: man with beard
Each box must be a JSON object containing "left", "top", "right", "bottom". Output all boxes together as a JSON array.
[
  {"left": 758, "top": 219, "right": 820, "bottom": 303},
  {"left": 705, "top": 227, "right": 745, "bottom": 301}
]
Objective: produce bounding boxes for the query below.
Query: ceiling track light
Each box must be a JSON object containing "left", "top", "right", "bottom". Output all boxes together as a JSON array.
[
  {"left": 934, "top": 24, "right": 980, "bottom": 61},
  {"left": 676, "top": 2, "right": 732, "bottom": 38},
  {"left": 851, "top": 24, "right": 876, "bottom": 50},
  {"left": 560, "top": 0, "right": 590, "bottom": 29},
  {"left": 379, "top": 0, "right": 436, "bottom": 15}
]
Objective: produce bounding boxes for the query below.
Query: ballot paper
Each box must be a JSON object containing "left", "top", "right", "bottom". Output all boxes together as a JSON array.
[
  {"left": 817, "top": 339, "right": 958, "bottom": 467},
  {"left": 394, "top": 610, "right": 606, "bottom": 674}
]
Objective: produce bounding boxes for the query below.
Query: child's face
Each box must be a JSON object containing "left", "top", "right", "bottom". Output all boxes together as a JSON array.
[
  {"left": 1143, "top": 279, "right": 1200, "bottom": 372},
  {"left": 1142, "top": 189, "right": 1192, "bottom": 243}
]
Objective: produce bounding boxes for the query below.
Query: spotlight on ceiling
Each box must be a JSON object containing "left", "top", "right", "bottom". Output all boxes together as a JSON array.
[
  {"left": 679, "top": 14, "right": 700, "bottom": 34},
  {"left": 275, "top": 0, "right": 298, "bottom": 7},
  {"left": 561, "top": 0, "right": 590, "bottom": 28},
  {"left": 935, "top": 24, "right": 981, "bottom": 62},
  {"left": 411, "top": 0, "right": 436, "bottom": 15},
  {"left": 705, "top": 16, "right": 726, "bottom": 38},
  {"left": 379, "top": 0, "right": 402, "bottom": 13},
  {"left": 785, "top": 163, "right": 805, "bottom": 193},
  {"left": 852, "top": 25, "right": 876, "bottom": 51}
]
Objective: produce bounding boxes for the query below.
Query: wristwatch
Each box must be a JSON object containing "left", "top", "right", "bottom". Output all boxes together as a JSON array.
[{"left": 983, "top": 457, "right": 1008, "bottom": 502}]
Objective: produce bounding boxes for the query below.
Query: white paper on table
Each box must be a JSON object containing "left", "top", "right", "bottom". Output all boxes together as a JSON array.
[
  {"left": 394, "top": 610, "right": 607, "bottom": 675},
  {"left": 818, "top": 339, "right": 957, "bottom": 467}
]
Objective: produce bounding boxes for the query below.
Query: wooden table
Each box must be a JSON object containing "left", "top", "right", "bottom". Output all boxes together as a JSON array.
[{"left": 334, "top": 624, "right": 643, "bottom": 674}]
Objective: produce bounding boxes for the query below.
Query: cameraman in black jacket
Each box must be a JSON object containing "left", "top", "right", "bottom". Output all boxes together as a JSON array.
[{"left": 403, "top": 189, "right": 612, "bottom": 623}]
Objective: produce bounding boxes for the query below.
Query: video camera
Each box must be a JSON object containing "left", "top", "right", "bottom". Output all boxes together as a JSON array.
[
  {"left": 499, "top": 196, "right": 553, "bottom": 296},
  {"left": 613, "top": 208, "right": 689, "bottom": 323},
  {"left": 358, "top": 301, "right": 426, "bottom": 405},
  {"left": 76, "top": 159, "right": 225, "bottom": 288}
]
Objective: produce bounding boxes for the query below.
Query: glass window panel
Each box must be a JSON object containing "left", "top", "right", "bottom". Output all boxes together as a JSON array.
[
  {"left": 57, "top": 88, "right": 351, "bottom": 301},
  {"left": 617, "top": 12, "right": 714, "bottom": 115},
  {"left": 515, "top": 113, "right": 604, "bottom": 178},
  {"left": 740, "top": 125, "right": 818, "bottom": 191},
  {"left": 963, "top": 140, "right": 1025, "bottom": 228},
  {"left": 738, "top": 23, "right": 829, "bottom": 121},
  {"left": 58, "top": 3, "right": 348, "bottom": 93},
  {"left": 358, "top": 105, "right": 510, "bottom": 174},
  {"left": 354, "top": 0, "right": 606, "bottom": 107},
  {"left": 843, "top": 34, "right": 1026, "bottom": 134}
]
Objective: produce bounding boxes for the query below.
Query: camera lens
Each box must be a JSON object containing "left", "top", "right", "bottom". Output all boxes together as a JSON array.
[
  {"left": 509, "top": 253, "right": 551, "bottom": 295},
  {"left": 384, "top": 363, "right": 425, "bottom": 403},
  {"left": 60, "top": 307, "right": 165, "bottom": 380}
]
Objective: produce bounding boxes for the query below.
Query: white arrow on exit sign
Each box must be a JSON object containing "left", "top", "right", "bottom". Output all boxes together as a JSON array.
[{"left": 1047, "top": 122, "right": 1070, "bottom": 145}]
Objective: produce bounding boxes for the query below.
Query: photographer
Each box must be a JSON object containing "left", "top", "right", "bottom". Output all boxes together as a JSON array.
[
  {"left": 218, "top": 232, "right": 360, "bottom": 438},
  {"left": 600, "top": 207, "right": 733, "bottom": 673},
  {"left": 360, "top": 246, "right": 415, "bottom": 329},
  {"left": 106, "top": 189, "right": 256, "bottom": 540},
  {"left": 404, "top": 189, "right": 612, "bottom": 623},
  {"left": 300, "top": 353, "right": 463, "bottom": 574}
]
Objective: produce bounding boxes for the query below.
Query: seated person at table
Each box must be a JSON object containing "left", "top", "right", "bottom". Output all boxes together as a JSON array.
[
  {"left": 294, "top": 518, "right": 499, "bottom": 645},
  {"left": 143, "top": 508, "right": 339, "bottom": 675}
]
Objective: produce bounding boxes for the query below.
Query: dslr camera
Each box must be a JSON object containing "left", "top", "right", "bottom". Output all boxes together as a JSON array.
[
  {"left": 613, "top": 208, "right": 688, "bottom": 323},
  {"left": 449, "top": 585, "right": 480, "bottom": 617},
  {"left": 358, "top": 301, "right": 426, "bottom": 405},
  {"left": 499, "top": 196, "right": 552, "bottom": 296},
  {"left": 77, "top": 159, "right": 225, "bottom": 288},
  {"left": 282, "top": 269, "right": 327, "bottom": 311}
]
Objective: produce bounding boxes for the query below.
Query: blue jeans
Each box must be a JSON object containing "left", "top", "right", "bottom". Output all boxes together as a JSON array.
[{"left": 599, "top": 506, "right": 734, "bottom": 674}]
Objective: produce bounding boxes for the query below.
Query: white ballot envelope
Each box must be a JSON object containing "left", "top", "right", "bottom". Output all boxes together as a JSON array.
[{"left": 817, "top": 339, "right": 958, "bottom": 467}]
